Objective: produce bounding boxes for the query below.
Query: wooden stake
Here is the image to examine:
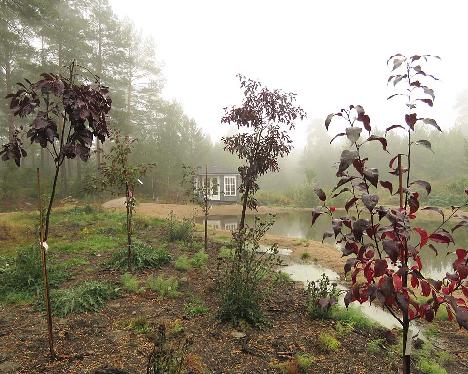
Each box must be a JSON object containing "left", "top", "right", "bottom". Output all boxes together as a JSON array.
[
  {"left": 398, "top": 154, "right": 404, "bottom": 209},
  {"left": 36, "top": 168, "right": 56, "bottom": 360},
  {"left": 204, "top": 164, "right": 208, "bottom": 250}
]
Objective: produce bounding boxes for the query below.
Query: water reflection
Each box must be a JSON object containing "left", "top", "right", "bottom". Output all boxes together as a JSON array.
[{"left": 198, "top": 212, "right": 467, "bottom": 279}]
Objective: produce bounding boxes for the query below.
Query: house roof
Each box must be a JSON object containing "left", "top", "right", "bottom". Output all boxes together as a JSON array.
[{"left": 195, "top": 165, "right": 239, "bottom": 175}]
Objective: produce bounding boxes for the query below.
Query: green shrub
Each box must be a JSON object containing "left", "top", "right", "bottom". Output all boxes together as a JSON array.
[
  {"left": 107, "top": 241, "right": 170, "bottom": 270},
  {"left": 174, "top": 256, "right": 192, "bottom": 272},
  {"left": 191, "top": 250, "right": 208, "bottom": 268},
  {"left": 45, "top": 281, "right": 118, "bottom": 316},
  {"left": 121, "top": 272, "right": 143, "bottom": 293},
  {"left": 0, "top": 245, "right": 66, "bottom": 305},
  {"left": 306, "top": 273, "right": 341, "bottom": 319},
  {"left": 218, "top": 218, "right": 281, "bottom": 326},
  {"left": 147, "top": 275, "right": 180, "bottom": 298},
  {"left": 318, "top": 332, "right": 341, "bottom": 352}
]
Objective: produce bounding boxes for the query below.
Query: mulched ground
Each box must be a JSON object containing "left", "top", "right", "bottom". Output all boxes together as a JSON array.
[{"left": 0, "top": 225, "right": 466, "bottom": 374}]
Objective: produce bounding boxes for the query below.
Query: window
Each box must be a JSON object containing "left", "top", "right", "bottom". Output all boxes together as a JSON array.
[{"left": 224, "top": 176, "right": 237, "bottom": 196}]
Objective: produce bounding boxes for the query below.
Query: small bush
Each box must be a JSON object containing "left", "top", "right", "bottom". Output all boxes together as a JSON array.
[
  {"left": 191, "top": 250, "right": 208, "bottom": 268},
  {"left": 174, "top": 256, "right": 192, "bottom": 272},
  {"left": 147, "top": 275, "right": 180, "bottom": 298},
  {"left": 318, "top": 332, "right": 341, "bottom": 352},
  {"left": 306, "top": 273, "right": 341, "bottom": 319},
  {"left": 121, "top": 273, "right": 143, "bottom": 293},
  {"left": 107, "top": 241, "right": 171, "bottom": 270},
  {"left": 46, "top": 281, "right": 118, "bottom": 316}
]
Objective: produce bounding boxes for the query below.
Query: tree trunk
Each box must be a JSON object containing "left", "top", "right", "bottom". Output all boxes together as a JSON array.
[
  {"left": 204, "top": 165, "right": 208, "bottom": 250},
  {"left": 125, "top": 183, "right": 133, "bottom": 272},
  {"left": 4, "top": 50, "right": 14, "bottom": 140}
]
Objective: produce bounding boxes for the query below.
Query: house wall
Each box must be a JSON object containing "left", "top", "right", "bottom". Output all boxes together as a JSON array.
[{"left": 195, "top": 173, "right": 241, "bottom": 203}]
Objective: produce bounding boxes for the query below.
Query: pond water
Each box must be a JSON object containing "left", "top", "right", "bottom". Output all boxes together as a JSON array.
[{"left": 200, "top": 210, "right": 468, "bottom": 279}]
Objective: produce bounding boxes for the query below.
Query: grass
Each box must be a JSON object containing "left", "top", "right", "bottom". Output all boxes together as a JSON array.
[
  {"left": 46, "top": 281, "right": 118, "bottom": 317},
  {"left": 0, "top": 245, "right": 67, "bottom": 305},
  {"left": 121, "top": 272, "right": 143, "bottom": 293},
  {"left": 147, "top": 275, "right": 180, "bottom": 298},
  {"left": 330, "top": 306, "right": 375, "bottom": 330},
  {"left": 318, "top": 332, "right": 341, "bottom": 352},
  {"left": 174, "top": 255, "right": 192, "bottom": 272},
  {"left": 334, "top": 320, "right": 355, "bottom": 337},
  {"left": 106, "top": 242, "right": 171, "bottom": 270}
]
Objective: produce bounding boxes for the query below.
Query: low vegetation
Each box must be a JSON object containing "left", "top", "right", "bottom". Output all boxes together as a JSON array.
[
  {"left": 147, "top": 275, "right": 180, "bottom": 298},
  {"left": 106, "top": 241, "right": 171, "bottom": 270}
]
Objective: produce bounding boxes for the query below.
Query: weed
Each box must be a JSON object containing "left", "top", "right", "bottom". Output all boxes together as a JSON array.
[
  {"left": 166, "top": 212, "right": 194, "bottom": 243},
  {"left": 218, "top": 246, "right": 234, "bottom": 259},
  {"left": 318, "top": 332, "right": 341, "bottom": 352},
  {"left": 367, "top": 338, "right": 386, "bottom": 354},
  {"left": 169, "top": 319, "right": 184, "bottom": 336},
  {"left": 334, "top": 321, "right": 354, "bottom": 337},
  {"left": 275, "top": 271, "right": 293, "bottom": 284},
  {"left": 0, "top": 245, "right": 66, "bottom": 305},
  {"left": 185, "top": 298, "right": 208, "bottom": 317},
  {"left": 45, "top": 281, "right": 118, "bottom": 316},
  {"left": 296, "top": 353, "right": 314, "bottom": 369},
  {"left": 191, "top": 250, "right": 208, "bottom": 268},
  {"left": 174, "top": 256, "right": 192, "bottom": 272},
  {"left": 300, "top": 252, "right": 311, "bottom": 261},
  {"left": 119, "top": 316, "right": 152, "bottom": 334},
  {"left": 146, "top": 324, "right": 191, "bottom": 374},
  {"left": 306, "top": 273, "right": 341, "bottom": 319},
  {"left": 147, "top": 275, "right": 180, "bottom": 298},
  {"left": 107, "top": 241, "right": 170, "bottom": 270},
  {"left": 417, "top": 358, "right": 447, "bottom": 374},
  {"left": 121, "top": 272, "right": 143, "bottom": 293}
]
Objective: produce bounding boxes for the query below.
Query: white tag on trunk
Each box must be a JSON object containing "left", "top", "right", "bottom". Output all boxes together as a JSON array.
[
  {"left": 405, "top": 328, "right": 414, "bottom": 355},
  {"left": 41, "top": 241, "right": 49, "bottom": 252},
  {"left": 138, "top": 178, "right": 143, "bottom": 185}
]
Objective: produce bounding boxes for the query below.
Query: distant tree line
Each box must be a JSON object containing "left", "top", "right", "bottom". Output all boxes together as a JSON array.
[{"left": 0, "top": 0, "right": 237, "bottom": 207}]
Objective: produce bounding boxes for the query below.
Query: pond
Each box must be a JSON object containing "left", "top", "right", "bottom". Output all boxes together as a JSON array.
[{"left": 200, "top": 210, "right": 468, "bottom": 279}]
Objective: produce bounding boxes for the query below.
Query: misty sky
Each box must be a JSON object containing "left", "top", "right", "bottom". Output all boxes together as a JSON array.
[{"left": 111, "top": 0, "right": 468, "bottom": 147}]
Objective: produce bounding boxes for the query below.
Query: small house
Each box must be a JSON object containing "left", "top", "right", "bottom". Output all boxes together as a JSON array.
[{"left": 194, "top": 166, "right": 240, "bottom": 204}]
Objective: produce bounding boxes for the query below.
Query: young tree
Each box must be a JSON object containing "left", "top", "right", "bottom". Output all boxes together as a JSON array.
[
  {"left": 312, "top": 55, "right": 467, "bottom": 373},
  {"left": 90, "top": 130, "right": 152, "bottom": 271},
  {"left": 0, "top": 61, "right": 112, "bottom": 358},
  {"left": 222, "top": 74, "right": 307, "bottom": 230},
  {"left": 219, "top": 75, "right": 306, "bottom": 325},
  {"left": 182, "top": 164, "right": 212, "bottom": 249}
]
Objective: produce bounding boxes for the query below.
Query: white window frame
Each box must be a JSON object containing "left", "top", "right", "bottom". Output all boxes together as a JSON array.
[{"left": 223, "top": 175, "right": 237, "bottom": 196}]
